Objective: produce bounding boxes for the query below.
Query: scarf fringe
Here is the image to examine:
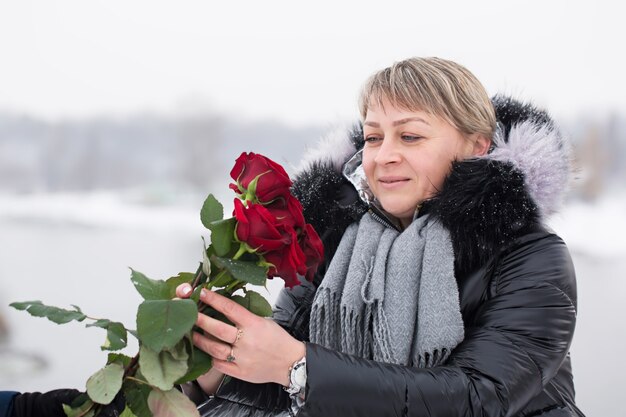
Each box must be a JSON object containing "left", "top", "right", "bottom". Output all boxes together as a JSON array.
[
  {"left": 310, "top": 288, "right": 339, "bottom": 350},
  {"left": 370, "top": 301, "right": 394, "bottom": 363},
  {"left": 416, "top": 348, "right": 450, "bottom": 368},
  {"left": 310, "top": 288, "right": 395, "bottom": 363}
]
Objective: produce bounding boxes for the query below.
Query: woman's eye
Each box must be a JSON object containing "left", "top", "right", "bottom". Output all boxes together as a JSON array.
[
  {"left": 402, "top": 135, "right": 422, "bottom": 142},
  {"left": 364, "top": 136, "right": 382, "bottom": 143}
]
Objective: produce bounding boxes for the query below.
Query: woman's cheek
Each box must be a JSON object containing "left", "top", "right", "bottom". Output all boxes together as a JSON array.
[{"left": 361, "top": 152, "right": 376, "bottom": 192}]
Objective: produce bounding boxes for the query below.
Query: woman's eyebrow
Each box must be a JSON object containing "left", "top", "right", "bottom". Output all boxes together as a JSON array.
[
  {"left": 393, "top": 117, "right": 429, "bottom": 127},
  {"left": 363, "top": 117, "right": 429, "bottom": 128}
]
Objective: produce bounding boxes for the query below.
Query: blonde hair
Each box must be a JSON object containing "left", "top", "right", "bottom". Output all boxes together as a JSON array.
[{"left": 359, "top": 57, "right": 496, "bottom": 139}]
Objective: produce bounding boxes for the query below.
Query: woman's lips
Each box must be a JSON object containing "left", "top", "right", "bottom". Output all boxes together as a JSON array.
[{"left": 378, "top": 177, "right": 410, "bottom": 189}]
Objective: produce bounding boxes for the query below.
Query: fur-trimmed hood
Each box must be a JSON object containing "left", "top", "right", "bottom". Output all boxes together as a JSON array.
[{"left": 291, "top": 96, "right": 572, "bottom": 274}]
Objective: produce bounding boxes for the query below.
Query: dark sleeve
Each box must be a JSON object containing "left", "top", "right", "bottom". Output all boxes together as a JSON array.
[
  {"left": 9, "top": 389, "right": 81, "bottom": 417},
  {"left": 1, "top": 392, "right": 19, "bottom": 417},
  {"left": 198, "top": 377, "right": 291, "bottom": 417},
  {"left": 299, "top": 234, "right": 578, "bottom": 417},
  {"left": 273, "top": 273, "right": 319, "bottom": 342}
]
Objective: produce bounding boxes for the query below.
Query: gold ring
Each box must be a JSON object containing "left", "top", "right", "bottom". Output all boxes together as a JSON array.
[
  {"left": 226, "top": 347, "right": 236, "bottom": 363},
  {"left": 233, "top": 328, "right": 244, "bottom": 345}
]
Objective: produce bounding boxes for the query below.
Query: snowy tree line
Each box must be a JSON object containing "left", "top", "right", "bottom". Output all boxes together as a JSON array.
[
  {"left": 0, "top": 113, "right": 322, "bottom": 195},
  {"left": 0, "top": 111, "right": 624, "bottom": 199}
]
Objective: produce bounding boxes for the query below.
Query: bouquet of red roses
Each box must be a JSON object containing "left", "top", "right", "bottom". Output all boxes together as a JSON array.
[{"left": 10, "top": 152, "right": 324, "bottom": 417}]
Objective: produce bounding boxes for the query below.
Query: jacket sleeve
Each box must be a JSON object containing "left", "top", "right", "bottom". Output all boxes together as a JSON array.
[
  {"left": 3, "top": 390, "right": 82, "bottom": 417},
  {"left": 0, "top": 392, "right": 19, "bottom": 417},
  {"left": 299, "top": 233, "right": 578, "bottom": 417}
]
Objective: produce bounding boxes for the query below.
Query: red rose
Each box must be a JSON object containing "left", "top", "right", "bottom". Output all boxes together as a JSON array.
[
  {"left": 265, "top": 231, "right": 307, "bottom": 289},
  {"left": 230, "top": 152, "right": 293, "bottom": 203},
  {"left": 229, "top": 152, "right": 324, "bottom": 289},
  {"left": 299, "top": 224, "right": 324, "bottom": 281},
  {"left": 233, "top": 199, "right": 290, "bottom": 253},
  {"left": 264, "top": 195, "right": 306, "bottom": 230}
]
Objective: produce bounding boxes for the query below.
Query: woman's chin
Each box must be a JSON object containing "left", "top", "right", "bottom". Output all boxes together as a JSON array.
[{"left": 379, "top": 204, "right": 414, "bottom": 221}]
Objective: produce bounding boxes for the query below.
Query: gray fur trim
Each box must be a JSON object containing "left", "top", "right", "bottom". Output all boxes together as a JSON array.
[
  {"left": 295, "top": 123, "right": 357, "bottom": 174},
  {"left": 489, "top": 121, "right": 572, "bottom": 218}
]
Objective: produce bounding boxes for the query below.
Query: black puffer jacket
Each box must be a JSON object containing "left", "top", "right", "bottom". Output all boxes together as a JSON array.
[{"left": 198, "top": 97, "right": 585, "bottom": 417}]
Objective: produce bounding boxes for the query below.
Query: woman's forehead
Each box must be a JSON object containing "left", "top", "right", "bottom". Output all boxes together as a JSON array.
[{"left": 364, "top": 99, "right": 436, "bottom": 122}]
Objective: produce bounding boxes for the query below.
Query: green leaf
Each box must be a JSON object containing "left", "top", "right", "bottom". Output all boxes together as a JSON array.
[
  {"left": 69, "top": 392, "right": 91, "bottom": 408},
  {"left": 208, "top": 271, "right": 235, "bottom": 288},
  {"left": 200, "top": 194, "right": 223, "bottom": 229},
  {"left": 123, "top": 379, "right": 152, "bottom": 417},
  {"left": 107, "top": 353, "right": 133, "bottom": 368},
  {"left": 136, "top": 299, "right": 197, "bottom": 352},
  {"left": 210, "top": 256, "right": 267, "bottom": 286},
  {"left": 86, "top": 362, "right": 124, "bottom": 405},
  {"left": 147, "top": 388, "right": 200, "bottom": 417},
  {"left": 131, "top": 271, "right": 195, "bottom": 302},
  {"left": 165, "top": 272, "right": 195, "bottom": 295},
  {"left": 232, "top": 290, "right": 273, "bottom": 317},
  {"left": 207, "top": 218, "right": 236, "bottom": 257},
  {"left": 176, "top": 345, "right": 213, "bottom": 384},
  {"left": 86, "top": 319, "right": 112, "bottom": 329},
  {"left": 104, "top": 322, "right": 127, "bottom": 350},
  {"left": 62, "top": 396, "right": 94, "bottom": 417},
  {"left": 130, "top": 269, "right": 171, "bottom": 300},
  {"left": 87, "top": 319, "right": 128, "bottom": 351},
  {"left": 9, "top": 300, "right": 86, "bottom": 324},
  {"left": 139, "top": 343, "right": 189, "bottom": 391},
  {"left": 119, "top": 406, "right": 138, "bottom": 417}
]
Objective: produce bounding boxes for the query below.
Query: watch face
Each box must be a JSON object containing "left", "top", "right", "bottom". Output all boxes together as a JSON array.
[{"left": 291, "top": 362, "right": 307, "bottom": 388}]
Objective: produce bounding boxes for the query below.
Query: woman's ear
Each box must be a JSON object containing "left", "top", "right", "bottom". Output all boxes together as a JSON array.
[{"left": 471, "top": 134, "right": 491, "bottom": 156}]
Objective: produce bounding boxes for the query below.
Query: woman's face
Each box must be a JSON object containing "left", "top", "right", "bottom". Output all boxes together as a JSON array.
[{"left": 362, "top": 98, "right": 484, "bottom": 227}]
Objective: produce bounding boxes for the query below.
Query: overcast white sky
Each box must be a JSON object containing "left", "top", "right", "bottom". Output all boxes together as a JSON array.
[{"left": 0, "top": 0, "right": 624, "bottom": 126}]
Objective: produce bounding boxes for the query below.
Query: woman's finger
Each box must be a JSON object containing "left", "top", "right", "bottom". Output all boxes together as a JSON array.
[
  {"left": 176, "top": 283, "right": 193, "bottom": 299},
  {"left": 193, "top": 332, "right": 232, "bottom": 361},
  {"left": 211, "top": 357, "right": 238, "bottom": 377},
  {"left": 196, "top": 332, "right": 222, "bottom": 344},
  {"left": 199, "top": 289, "right": 257, "bottom": 327},
  {"left": 195, "top": 312, "right": 239, "bottom": 344}
]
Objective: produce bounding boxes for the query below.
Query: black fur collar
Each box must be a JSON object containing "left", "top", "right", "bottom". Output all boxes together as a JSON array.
[{"left": 292, "top": 96, "right": 571, "bottom": 274}]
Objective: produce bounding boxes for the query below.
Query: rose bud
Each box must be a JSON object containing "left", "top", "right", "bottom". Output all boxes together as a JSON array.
[{"left": 230, "top": 152, "right": 293, "bottom": 203}]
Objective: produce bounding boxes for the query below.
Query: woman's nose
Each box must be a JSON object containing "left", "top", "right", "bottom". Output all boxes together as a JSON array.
[{"left": 374, "top": 137, "right": 402, "bottom": 165}]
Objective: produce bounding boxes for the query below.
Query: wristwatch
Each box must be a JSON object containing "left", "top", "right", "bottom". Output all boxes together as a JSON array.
[{"left": 284, "top": 356, "right": 307, "bottom": 398}]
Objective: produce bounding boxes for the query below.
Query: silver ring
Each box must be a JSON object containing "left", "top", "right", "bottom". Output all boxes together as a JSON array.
[{"left": 226, "top": 347, "right": 236, "bottom": 363}]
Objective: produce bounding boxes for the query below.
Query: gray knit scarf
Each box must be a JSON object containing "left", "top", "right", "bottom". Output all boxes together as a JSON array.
[{"left": 309, "top": 212, "right": 464, "bottom": 367}]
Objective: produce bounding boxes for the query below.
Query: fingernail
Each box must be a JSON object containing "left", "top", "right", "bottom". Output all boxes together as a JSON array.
[
  {"left": 182, "top": 285, "right": 192, "bottom": 296},
  {"left": 201, "top": 289, "right": 209, "bottom": 299}
]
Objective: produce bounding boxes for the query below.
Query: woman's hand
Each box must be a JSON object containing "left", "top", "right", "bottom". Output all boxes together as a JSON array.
[
  {"left": 176, "top": 284, "right": 305, "bottom": 387},
  {"left": 176, "top": 285, "right": 225, "bottom": 395}
]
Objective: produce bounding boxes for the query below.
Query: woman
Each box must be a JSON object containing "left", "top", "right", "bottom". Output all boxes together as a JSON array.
[
  {"left": 1, "top": 57, "right": 583, "bottom": 417},
  {"left": 178, "top": 57, "right": 584, "bottom": 416}
]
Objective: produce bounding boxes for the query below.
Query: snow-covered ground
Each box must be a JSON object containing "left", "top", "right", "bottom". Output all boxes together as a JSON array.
[{"left": 0, "top": 190, "right": 624, "bottom": 416}]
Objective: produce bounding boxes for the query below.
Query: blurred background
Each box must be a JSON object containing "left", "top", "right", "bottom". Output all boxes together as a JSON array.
[{"left": 0, "top": 1, "right": 624, "bottom": 415}]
